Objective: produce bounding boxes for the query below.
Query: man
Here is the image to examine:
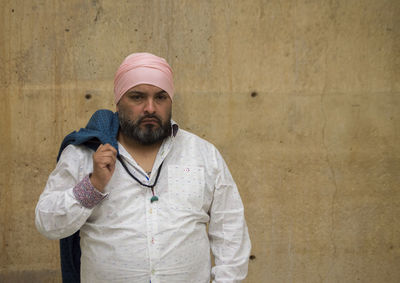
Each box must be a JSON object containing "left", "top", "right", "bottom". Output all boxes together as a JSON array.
[{"left": 36, "top": 52, "right": 251, "bottom": 283}]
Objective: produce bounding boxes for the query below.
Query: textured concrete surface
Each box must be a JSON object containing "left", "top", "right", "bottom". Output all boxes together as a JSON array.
[{"left": 1, "top": 0, "right": 399, "bottom": 282}]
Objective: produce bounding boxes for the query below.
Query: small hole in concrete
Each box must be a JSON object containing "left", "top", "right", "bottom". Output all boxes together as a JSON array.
[
  {"left": 251, "top": 92, "right": 258, "bottom": 97},
  {"left": 85, "top": 93, "right": 92, "bottom": 100}
]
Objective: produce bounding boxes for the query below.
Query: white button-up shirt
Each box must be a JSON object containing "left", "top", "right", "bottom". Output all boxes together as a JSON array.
[{"left": 35, "top": 127, "right": 251, "bottom": 283}]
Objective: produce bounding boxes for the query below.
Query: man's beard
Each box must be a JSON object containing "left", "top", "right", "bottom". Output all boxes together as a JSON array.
[{"left": 118, "top": 111, "right": 172, "bottom": 145}]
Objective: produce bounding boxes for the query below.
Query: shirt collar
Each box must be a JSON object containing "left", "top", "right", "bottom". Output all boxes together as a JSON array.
[{"left": 171, "top": 120, "right": 179, "bottom": 137}]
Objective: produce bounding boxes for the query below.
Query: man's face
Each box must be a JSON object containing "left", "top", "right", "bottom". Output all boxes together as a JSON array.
[{"left": 117, "top": 84, "right": 172, "bottom": 145}]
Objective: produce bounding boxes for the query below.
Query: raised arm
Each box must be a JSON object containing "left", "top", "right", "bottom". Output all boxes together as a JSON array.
[{"left": 35, "top": 144, "right": 113, "bottom": 239}]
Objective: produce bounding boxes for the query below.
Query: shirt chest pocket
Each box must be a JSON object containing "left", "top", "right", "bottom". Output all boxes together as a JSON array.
[{"left": 167, "top": 165, "right": 205, "bottom": 211}]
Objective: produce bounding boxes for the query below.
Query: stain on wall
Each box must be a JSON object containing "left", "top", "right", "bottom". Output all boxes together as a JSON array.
[{"left": 1, "top": 0, "right": 399, "bottom": 282}]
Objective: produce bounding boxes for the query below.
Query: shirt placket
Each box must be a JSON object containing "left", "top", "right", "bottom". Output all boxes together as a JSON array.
[
  {"left": 119, "top": 136, "right": 175, "bottom": 282},
  {"left": 145, "top": 138, "right": 174, "bottom": 283},
  {"left": 146, "top": 192, "right": 160, "bottom": 283}
]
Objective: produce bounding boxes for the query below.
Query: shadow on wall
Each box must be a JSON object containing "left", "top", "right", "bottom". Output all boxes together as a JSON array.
[{"left": 0, "top": 270, "right": 61, "bottom": 283}]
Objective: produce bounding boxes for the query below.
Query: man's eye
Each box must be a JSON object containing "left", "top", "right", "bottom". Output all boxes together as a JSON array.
[
  {"left": 156, "top": 94, "right": 168, "bottom": 100},
  {"left": 130, "top": 94, "right": 144, "bottom": 100}
]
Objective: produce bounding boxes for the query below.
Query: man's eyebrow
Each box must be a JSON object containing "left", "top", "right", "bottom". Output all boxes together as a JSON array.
[
  {"left": 156, "top": 90, "right": 168, "bottom": 95},
  {"left": 126, "top": 90, "right": 145, "bottom": 95},
  {"left": 126, "top": 90, "right": 167, "bottom": 95}
]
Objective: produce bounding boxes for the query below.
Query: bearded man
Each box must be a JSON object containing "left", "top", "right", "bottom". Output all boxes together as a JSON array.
[{"left": 35, "top": 52, "right": 251, "bottom": 283}]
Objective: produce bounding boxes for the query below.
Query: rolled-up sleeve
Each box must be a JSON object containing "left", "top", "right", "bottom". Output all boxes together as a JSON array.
[
  {"left": 35, "top": 145, "right": 104, "bottom": 240},
  {"left": 209, "top": 149, "right": 251, "bottom": 283}
]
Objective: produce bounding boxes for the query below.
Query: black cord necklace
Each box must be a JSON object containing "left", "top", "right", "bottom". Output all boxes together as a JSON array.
[{"left": 117, "top": 155, "right": 163, "bottom": 203}]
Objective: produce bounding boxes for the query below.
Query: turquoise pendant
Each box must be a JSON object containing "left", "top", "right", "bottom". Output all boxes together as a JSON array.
[{"left": 150, "top": 196, "right": 159, "bottom": 203}]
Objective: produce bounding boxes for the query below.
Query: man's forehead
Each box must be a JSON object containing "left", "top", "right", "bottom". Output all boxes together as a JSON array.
[{"left": 126, "top": 84, "right": 166, "bottom": 94}]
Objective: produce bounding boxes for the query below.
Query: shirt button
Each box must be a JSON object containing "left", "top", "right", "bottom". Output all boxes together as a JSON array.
[{"left": 149, "top": 208, "right": 152, "bottom": 214}]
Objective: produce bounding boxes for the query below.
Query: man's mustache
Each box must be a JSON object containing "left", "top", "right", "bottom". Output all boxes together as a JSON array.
[{"left": 138, "top": 114, "right": 162, "bottom": 125}]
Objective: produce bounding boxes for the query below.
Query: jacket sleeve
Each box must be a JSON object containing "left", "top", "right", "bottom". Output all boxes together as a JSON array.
[
  {"left": 208, "top": 148, "right": 251, "bottom": 283},
  {"left": 35, "top": 145, "right": 103, "bottom": 240}
]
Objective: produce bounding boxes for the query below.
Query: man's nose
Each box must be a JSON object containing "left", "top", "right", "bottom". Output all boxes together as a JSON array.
[{"left": 143, "top": 98, "right": 156, "bottom": 114}]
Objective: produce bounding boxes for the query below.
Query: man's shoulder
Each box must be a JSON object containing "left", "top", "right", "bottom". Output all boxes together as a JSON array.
[
  {"left": 58, "top": 144, "right": 94, "bottom": 162},
  {"left": 176, "top": 128, "right": 216, "bottom": 149}
]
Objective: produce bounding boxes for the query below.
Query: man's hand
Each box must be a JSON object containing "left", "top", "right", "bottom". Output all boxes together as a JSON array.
[{"left": 90, "top": 144, "right": 117, "bottom": 192}]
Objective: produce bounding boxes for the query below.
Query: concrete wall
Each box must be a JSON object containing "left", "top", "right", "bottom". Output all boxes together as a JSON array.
[{"left": 1, "top": 0, "right": 399, "bottom": 282}]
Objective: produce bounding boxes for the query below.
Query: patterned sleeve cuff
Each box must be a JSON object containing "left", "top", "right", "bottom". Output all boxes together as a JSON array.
[{"left": 73, "top": 174, "right": 107, "bottom": 208}]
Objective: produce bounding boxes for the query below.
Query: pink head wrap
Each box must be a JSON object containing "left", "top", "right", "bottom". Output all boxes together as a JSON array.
[{"left": 114, "top": 52, "right": 174, "bottom": 104}]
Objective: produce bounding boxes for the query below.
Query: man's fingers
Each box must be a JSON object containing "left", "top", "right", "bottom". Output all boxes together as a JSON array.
[
  {"left": 95, "top": 144, "right": 117, "bottom": 159},
  {"left": 91, "top": 144, "right": 117, "bottom": 192},
  {"left": 97, "top": 143, "right": 117, "bottom": 153},
  {"left": 95, "top": 145, "right": 117, "bottom": 163},
  {"left": 96, "top": 150, "right": 117, "bottom": 159},
  {"left": 96, "top": 156, "right": 116, "bottom": 167}
]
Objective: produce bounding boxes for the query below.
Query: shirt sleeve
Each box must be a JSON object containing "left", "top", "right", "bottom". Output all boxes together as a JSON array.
[
  {"left": 35, "top": 145, "right": 107, "bottom": 240},
  {"left": 73, "top": 174, "right": 107, "bottom": 209},
  {"left": 208, "top": 148, "right": 251, "bottom": 283}
]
